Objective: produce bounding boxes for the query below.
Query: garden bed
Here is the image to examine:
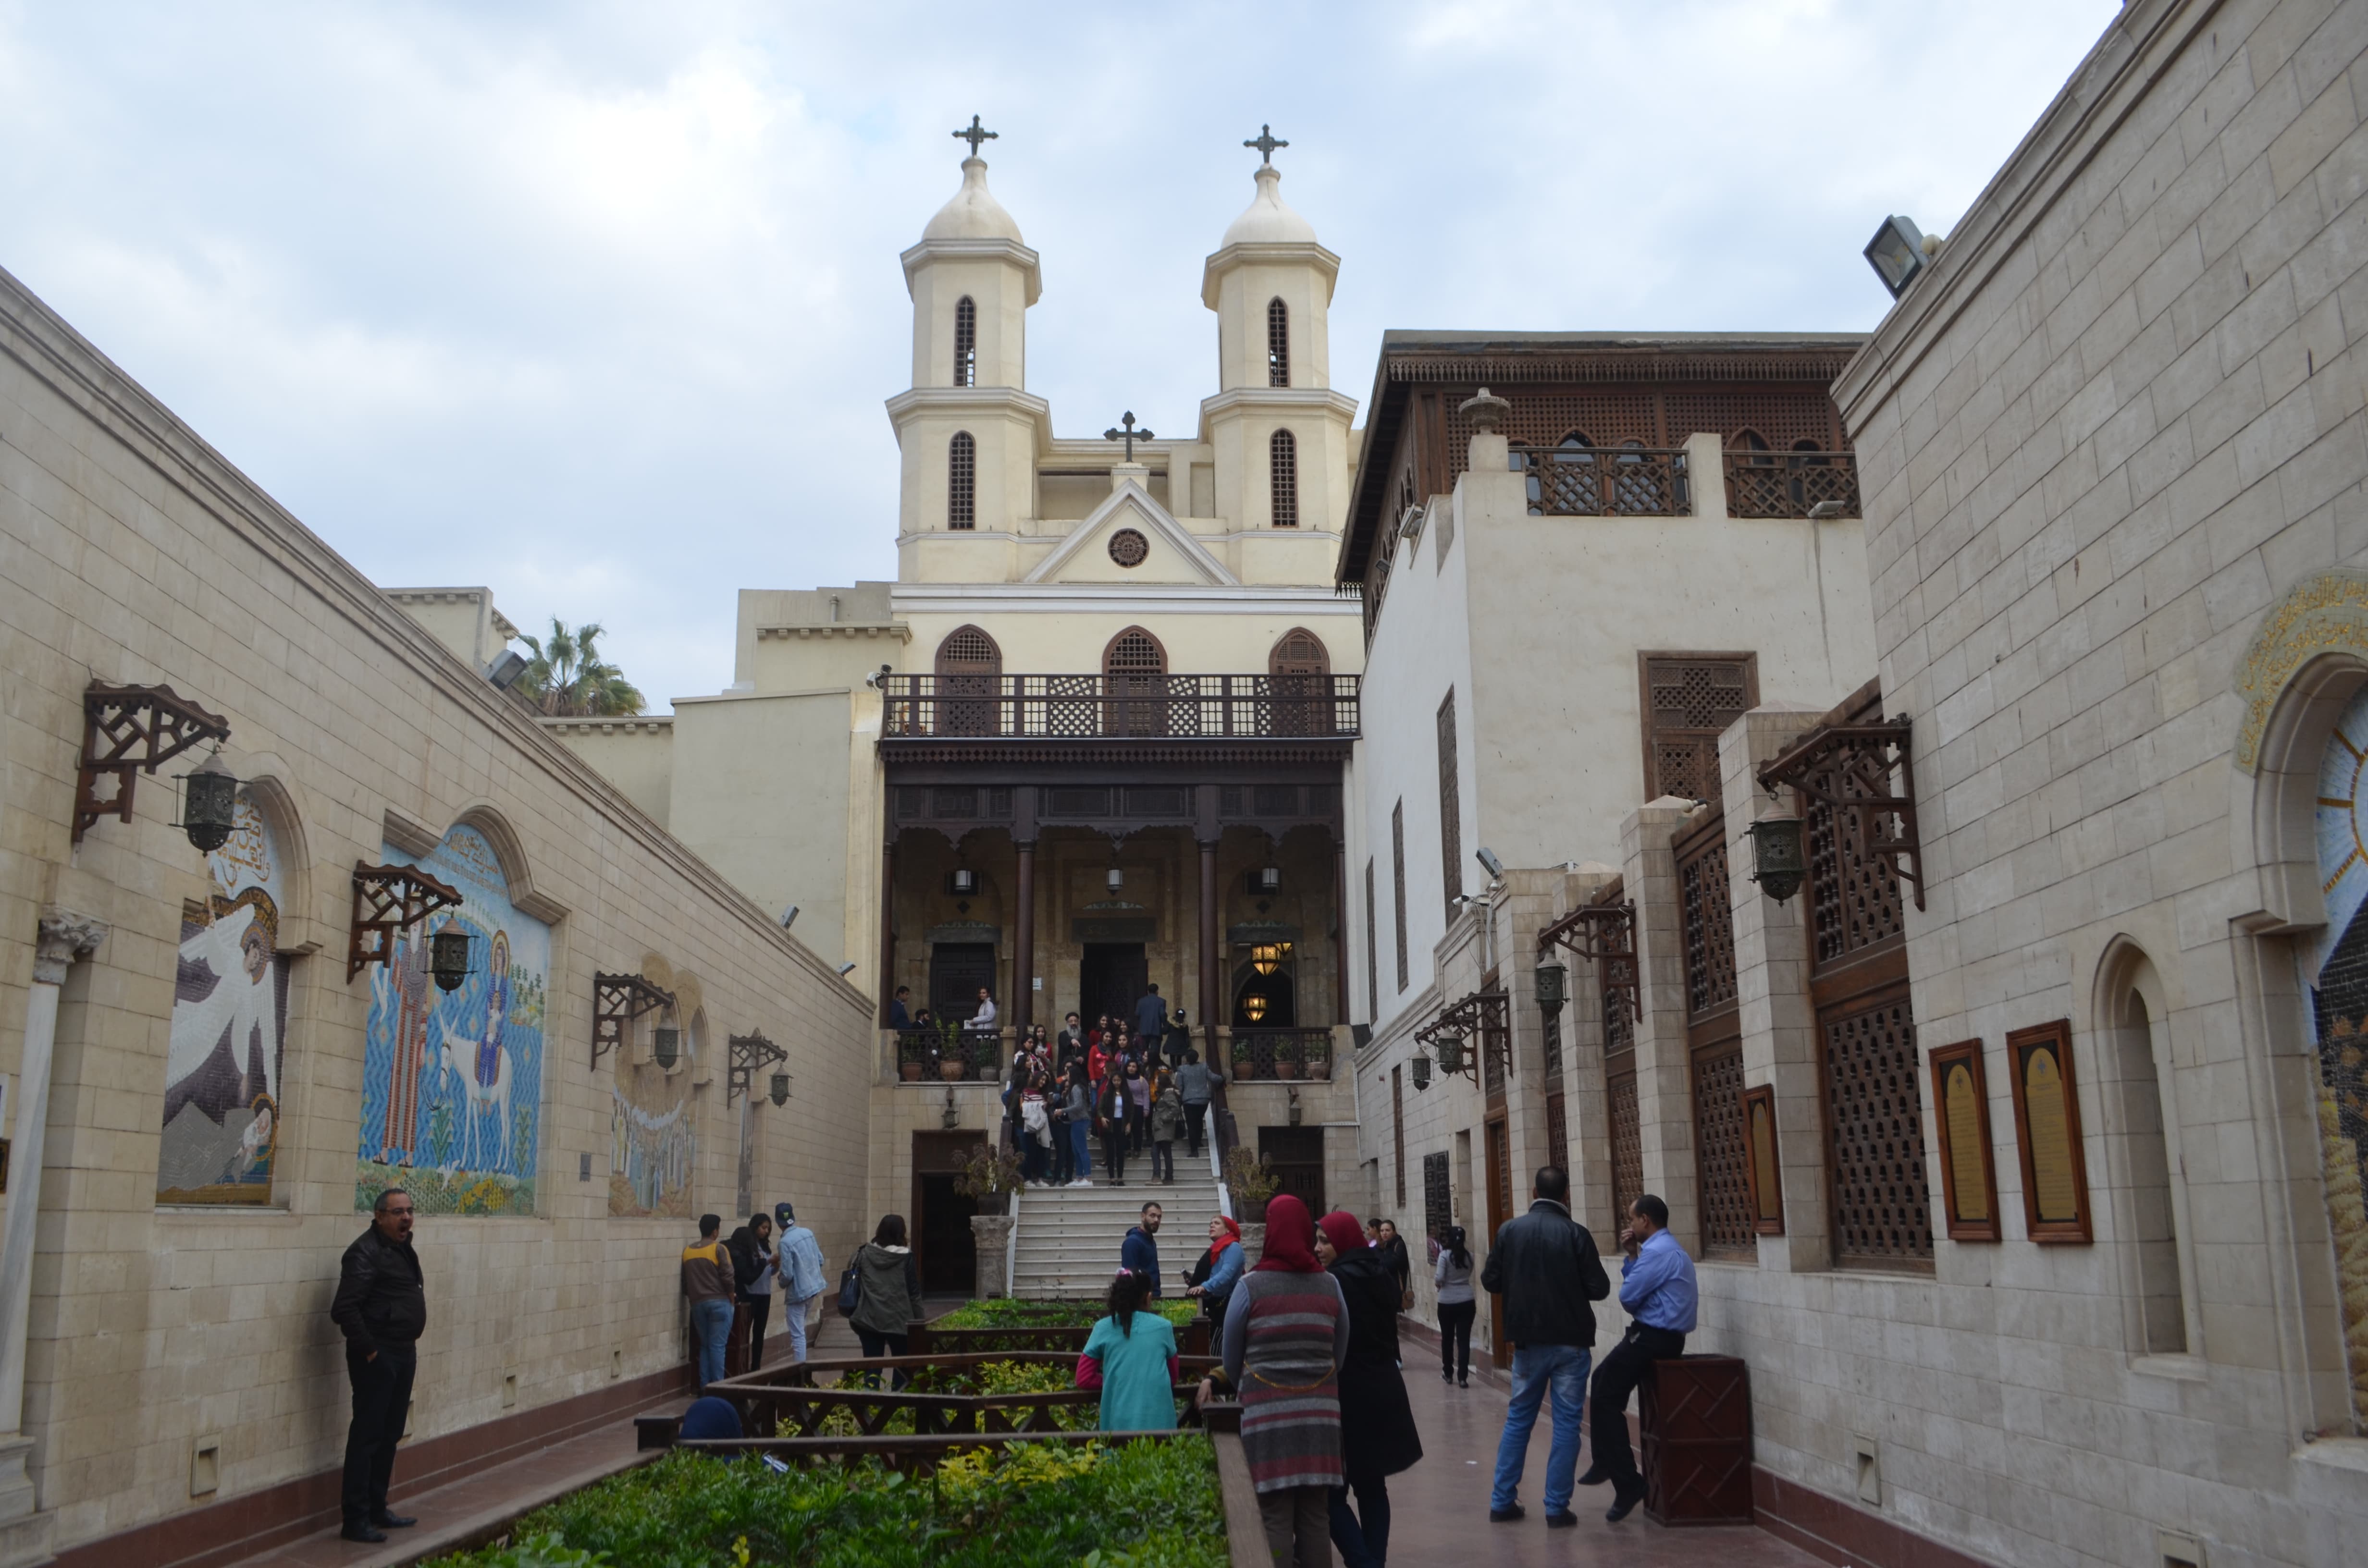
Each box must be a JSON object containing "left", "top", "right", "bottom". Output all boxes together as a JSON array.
[{"left": 913, "top": 1298, "right": 1211, "bottom": 1358}]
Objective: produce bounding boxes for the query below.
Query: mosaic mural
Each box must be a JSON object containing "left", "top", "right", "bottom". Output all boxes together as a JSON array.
[
  {"left": 158, "top": 793, "right": 291, "bottom": 1205},
  {"left": 356, "top": 824, "right": 547, "bottom": 1215},
  {"left": 609, "top": 984, "right": 696, "bottom": 1220},
  {"left": 2306, "top": 685, "right": 2368, "bottom": 1424}
]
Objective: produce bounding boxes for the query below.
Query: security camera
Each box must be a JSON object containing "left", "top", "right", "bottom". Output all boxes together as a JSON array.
[
  {"left": 836, "top": 961, "right": 858, "bottom": 976},
  {"left": 1475, "top": 846, "right": 1505, "bottom": 879},
  {"left": 862, "top": 664, "right": 894, "bottom": 690},
  {"left": 779, "top": 905, "right": 799, "bottom": 930}
]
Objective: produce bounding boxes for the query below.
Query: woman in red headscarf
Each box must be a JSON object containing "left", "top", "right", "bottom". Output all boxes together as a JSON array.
[
  {"left": 1317, "top": 1210, "right": 1422, "bottom": 1566},
  {"left": 1184, "top": 1213, "right": 1246, "bottom": 1319},
  {"left": 1199, "top": 1195, "right": 1348, "bottom": 1568}
]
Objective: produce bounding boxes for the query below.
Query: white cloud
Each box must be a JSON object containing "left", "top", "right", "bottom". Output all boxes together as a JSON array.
[{"left": 0, "top": 0, "right": 2120, "bottom": 709}]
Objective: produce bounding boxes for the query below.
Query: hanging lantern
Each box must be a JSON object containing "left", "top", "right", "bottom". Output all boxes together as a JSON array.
[
  {"left": 1410, "top": 1054, "right": 1433, "bottom": 1091},
  {"left": 948, "top": 868, "right": 980, "bottom": 896},
  {"left": 429, "top": 928, "right": 472, "bottom": 993},
  {"left": 1242, "top": 993, "right": 1269, "bottom": 1023},
  {"left": 653, "top": 1027, "right": 680, "bottom": 1070},
  {"left": 1251, "top": 866, "right": 1281, "bottom": 894},
  {"left": 769, "top": 1071, "right": 792, "bottom": 1107},
  {"left": 180, "top": 749, "right": 240, "bottom": 853},
  {"left": 1749, "top": 817, "right": 1807, "bottom": 903},
  {"left": 1435, "top": 1031, "right": 1467, "bottom": 1077},
  {"left": 1251, "top": 943, "right": 1283, "bottom": 976},
  {"left": 1533, "top": 961, "right": 1567, "bottom": 1014},
  {"left": 1106, "top": 866, "right": 1124, "bottom": 893}
]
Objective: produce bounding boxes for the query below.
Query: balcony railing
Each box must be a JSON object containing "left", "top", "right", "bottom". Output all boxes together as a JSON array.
[
  {"left": 1723, "top": 450, "right": 1861, "bottom": 519},
  {"left": 1512, "top": 445, "right": 1691, "bottom": 516},
  {"left": 881, "top": 674, "right": 1360, "bottom": 740},
  {"left": 1227, "top": 1028, "right": 1335, "bottom": 1081},
  {"left": 895, "top": 1027, "right": 1001, "bottom": 1082}
]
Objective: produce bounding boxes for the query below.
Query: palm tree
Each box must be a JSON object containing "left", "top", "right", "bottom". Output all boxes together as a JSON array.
[{"left": 516, "top": 619, "right": 646, "bottom": 717}]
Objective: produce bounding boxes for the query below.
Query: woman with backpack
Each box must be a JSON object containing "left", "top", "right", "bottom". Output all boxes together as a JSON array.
[
  {"left": 846, "top": 1213, "right": 921, "bottom": 1386},
  {"left": 1076, "top": 1267, "right": 1179, "bottom": 1431}
]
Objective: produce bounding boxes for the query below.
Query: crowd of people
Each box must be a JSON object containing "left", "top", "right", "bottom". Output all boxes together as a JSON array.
[{"left": 994, "top": 1001, "right": 1220, "bottom": 1187}]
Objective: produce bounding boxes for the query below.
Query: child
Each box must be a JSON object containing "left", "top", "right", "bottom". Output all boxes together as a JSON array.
[{"left": 1077, "top": 1267, "right": 1179, "bottom": 1431}]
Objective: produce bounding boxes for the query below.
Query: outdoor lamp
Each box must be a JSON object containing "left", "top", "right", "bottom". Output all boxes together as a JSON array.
[
  {"left": 1252, "top": 943, "right": 1283, "bottom": 976},
  {"left": 1410, "top": 1054, "right": 1433, "bottom": 1091},
  {"left": 653, "top": 1026, "right": 680, "bottom": 1070},
  {"left": 429, "top": 928, "right": 473, "bottom": 993},
  {"left": 948, "top": 869, "right": 979, "bottom": 896},
  {"left": 1243, "top": 994, "right": 1269, "bottom": 1023},
  {"left": 1252, "top": 866, "right": 1281, "bottom": 894},
  {"left": 1107, "top": 866, "right": 1124, "bottom": 893},
  {"left": 771, "top": 1071, "right": 793, "bottom": 1107},
  {"left": 1749, "top": 817, "right": 1807, "bottom": 904},
  {"left": 1435, "top": 1029, "right": 1467, "bottom": 1077},
  {"left": 180, "top": 748, "right": 239, "bottom": 853},
  {"left": 1534, "top": 961, "right": 1567, "bottom": 1015},
  {"left": 1863, "top": 215, "right": 1928, "bottom": 298}
]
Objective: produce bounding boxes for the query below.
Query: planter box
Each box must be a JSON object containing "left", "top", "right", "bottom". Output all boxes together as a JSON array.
[{"left": 1640, "top": 1354, "right": 1752, "bottom": 1526}]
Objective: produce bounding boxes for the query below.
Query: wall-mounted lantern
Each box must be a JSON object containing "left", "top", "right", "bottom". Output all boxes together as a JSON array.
[
  {"left": 728, "top": 1030, "right": 788, "bottom": 1107},
  {"left": 429, "top": 928, "right": 473, "bottom": 993},
  {"left": 1410, "top": 1054, "right": 1433, "bottom": 1092},
  {"left": 1434, "top": 1029, "right": 1467, "bottom": 1078},
  {"left": 1106, "top": 866, "right": 1124, "bottom": 894},
  {"left": 1250, "top": 866, "right": 1281, "bottom": 895},
  {"left": 177, "top": 748, "right": 240, "bottom": 853},
  {"left": 770, "top": 1071, "right": 793, "bottom": 1107},
  {"left": 1533, "top": 961, "right": 1567, "bottom": 1016},
  {"left": 1748, "top": 817, "right": 1806, "bottom": 904},
  {"left": 653, "top": 1026, "right": 681, "bottom": 1070}
]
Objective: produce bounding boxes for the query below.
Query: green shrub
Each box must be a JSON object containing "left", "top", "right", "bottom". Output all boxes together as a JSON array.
[
  {"left": 934, "top": 1298, "right": 1195, "bottom": 1331},
  {"left": 421, "top": 1437, "right": 1225, "bottom": 1568}
]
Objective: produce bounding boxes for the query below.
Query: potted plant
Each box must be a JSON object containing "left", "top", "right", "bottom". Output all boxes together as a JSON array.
[
  {"left": 1223, "top": 1145, "right": 1281, "bottom": 1228},
  {"left": 954, "top": 1142, "right": 1025, "bottom": 1298},
  {"left": 1232, "top": 1039, "right": 1256, "bottom": 1080},
  {"left": 899, "top": 1031, "right": 926, "bottom": 1082},
  {"left": 1273, "top": 1035, "right": 1301, "bottom": 1080}
]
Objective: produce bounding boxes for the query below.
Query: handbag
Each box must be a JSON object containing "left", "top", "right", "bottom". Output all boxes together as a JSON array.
[{"left": 836, "top": 1261, "right": 862, "bottom": 1317}]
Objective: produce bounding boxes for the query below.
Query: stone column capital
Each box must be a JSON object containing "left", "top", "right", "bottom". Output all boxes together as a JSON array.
[{"left": 32, "top": 909, "right": 107, "bottom": 986}]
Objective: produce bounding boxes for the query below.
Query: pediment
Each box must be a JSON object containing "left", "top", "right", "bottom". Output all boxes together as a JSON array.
[{"left": 1023, "top": 482, "right": 1238, "bottom": 586}]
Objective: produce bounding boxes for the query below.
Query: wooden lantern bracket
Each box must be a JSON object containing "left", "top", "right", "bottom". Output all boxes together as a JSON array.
[
  {"left": 728, "top": 1030, "right": 787, "bottom": 1105},
  {"left": 347, "top": 862, "right": 465, "bottom": 982},
  {"left": 593, "top": 972, "right": 674, "bottom": 1070},
  {"left": 1536, "top": 899, "right": 1639, "bottom": 1017},
  {"left": 74, "top": 681, "right": 232, "bottom": 843},
  {"left": 1413, "top": 991, "right": 1512, "bottom": 1085},
  {"left": 1755, "top": 717, "right": 1924, "bottom": 911}
]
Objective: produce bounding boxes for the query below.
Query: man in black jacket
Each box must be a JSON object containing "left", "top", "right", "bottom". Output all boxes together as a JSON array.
[
  {"left": 1479, "top": 1164, "right": 1609, "bottom": 1529},
  {"left": 331, "top": 1188, "right": 428, "bottom": 1543}
]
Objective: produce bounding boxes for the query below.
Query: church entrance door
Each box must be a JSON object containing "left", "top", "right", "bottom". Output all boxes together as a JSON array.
[
  {"left": 1080, "top": 943, "right": 1148, "bottom": 1035},
  {"left": 931, "top": 943, "right": 997, "bottom": 1025}
]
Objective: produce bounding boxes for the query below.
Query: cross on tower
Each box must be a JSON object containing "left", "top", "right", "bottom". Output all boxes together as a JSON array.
[
  {"left": 1103, "top": 412, "right": 1155, "bottom": 462},
  {"left": 1243, "top": 124, "right": 1288, "bottom": 165},
  {"left": 953, "top": 115, "right": 997, "bottom": 157}
]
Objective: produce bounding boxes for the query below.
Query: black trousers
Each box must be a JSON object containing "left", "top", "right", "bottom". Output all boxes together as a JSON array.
[
  {"left": 1589, "top": 1324, "right": 1685, "bottom": 1489},
  {"left": 1437, "top": 1299, "right": 1476, "bottom": 1380},
  {"left": 343, "top": 1343, "right": 417, "bottom": 1526},
  {"left": 745, "top": 1294, "right": 771, "bottom": 1370},
  {"left": 1103, "top": 1126, "right": 1129, "bottom": 1182},
  {"left": 1184, "top": 1102, "right": 1209, "bottom": 1157}
]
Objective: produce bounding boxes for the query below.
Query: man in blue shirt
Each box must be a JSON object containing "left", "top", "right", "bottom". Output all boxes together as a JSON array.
[
  {"left": 1580, "top": 1193, "right": 1698, "bottom": 1522},
  {"left": 1121, "top": 1200, "right": 1163, "bottom": 1297}
]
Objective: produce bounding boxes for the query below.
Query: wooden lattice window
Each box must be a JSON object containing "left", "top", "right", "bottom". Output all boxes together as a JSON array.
[
  {"left": 1608, "top": 1064, "right": 1643, "bottom": 1237},
  {"left": 1364, "top": 858, "right": 1379, "bottom": 1021},
  {"left": 1693, "top": 1044, "right": 1755, "bottom": 1256},
  {"left": 953, "top": 295, "right": 976, "bottom": 387},
  {"left": 1392, "top": 800, "right": 1408, "bottom": 993},
  {"left": 1679, "top": 830, "right": 1739, "bottom": 1017},
  {"left": 949, "top": 431, "right": 976, "bottom": 529},
  {"left": 1807, "top": 687, "right": 1908, "bottom": 968},
  {"left": 1546, "top": 1092, "right": 1569, "bottom": 1173},
  {"left": 1822, "top": 992, "right": 1934, "bottom": 1265},
  {"left": 1437, "top": 691, "right": 1462, "bottom": 921},
  {"left": 1268, "top": 297, "right": 1290, "bottom": 387},
  {"left": 1641, "top": 653, "right": 1756, "bottom": 803},
  {"left": 1542, "top": 1007, "right": 1563, "bottom": 1078},
  {"left": 1392, "top": 1065, "right": 1406, "bottom": 1208},
  {"left": 1270, "top": 628, "right": 1327, "bottom": 676},
  {"left": 1103, "top": 627, "right": 1165, "bottom": 675},
  {"left": 1422, "top": 1150, "right": 1452, "bottom": 1241},
  {"left": 1271, "top": 429, "right": 1299, "bottom": 527},
  {"left": 935, "top": 625, "right": 1001, "bottom": 674}
]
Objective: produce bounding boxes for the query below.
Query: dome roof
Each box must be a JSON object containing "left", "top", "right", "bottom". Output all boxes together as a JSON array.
[
  {"left": 1221, "top": 164, "right": 1318, "bottom": 247},
  {"left": 923, "top": 157, "right": 1024, "bottom": 244}
]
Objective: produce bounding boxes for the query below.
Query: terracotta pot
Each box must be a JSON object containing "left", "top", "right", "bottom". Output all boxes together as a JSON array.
[
  {"left": 1274, "top": 1061, "right": 1300, "bottom": 1079},
  {"left": 900, "top": 1062, "right": 923, "bottom": 1082},
  {"left": 939, "top": 1059, "right": 966, "bottom": 1082}
]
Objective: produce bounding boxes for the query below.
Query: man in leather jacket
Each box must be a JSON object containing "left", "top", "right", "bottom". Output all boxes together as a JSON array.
[
  {"left": 331, "top": 1188, "right": 428, "bottom": 1543},
  {"left": 1479, "top": 1165, "right": 1609, "bottom": 1529}
]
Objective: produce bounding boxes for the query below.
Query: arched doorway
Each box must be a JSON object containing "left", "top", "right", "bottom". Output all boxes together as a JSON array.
[
  {"left": 1269, "top": 628, "right": 1329, "bottom": 735},
  {"left": 935, "top": 625, "right": 1001, "bottom": 735},
  {"left": 1103, "top": 626, "right": 1167, "bottom": 736}
]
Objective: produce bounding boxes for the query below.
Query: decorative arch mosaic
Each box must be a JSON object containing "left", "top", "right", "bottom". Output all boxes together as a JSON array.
[{"left": 2305, "top": 683, "right": 2368, "bottom": 1424}]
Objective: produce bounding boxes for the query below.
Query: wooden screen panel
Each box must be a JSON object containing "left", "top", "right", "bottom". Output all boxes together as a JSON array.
[
  {"left": 1677, "top": 817, "right": 1739, "bottom": 1017},
  {"left": 1542, "top": 1006, "right": 1563, "bottom": 1078},
  {"left": 1692, "top": 1044, "right": 1755, "bottom": 1257},
  {"left": 1546, "top": 1091, "right": 1570, "bottom": 1176},
  {"left": 1807, "top": 686, "right": 1906, "bottom": 969},
  {"left": 1486, "top": 1117, "right": 1513, "bottom": 1367},
  {"left": 1741, "top": 1084, "right": 1785, "bottom": 1235},
  {"left": 949, "top": 431, "right": 976, "bottom": 528},
  {"left": 1438, "top": 384, "right": 1845, "bottom": 490},
  {"left": 1641, "top": 654, "right": 1757, "bottom": 805},
  {"left": 1608, "top": 1058, "right": 1643, "bottom": 1238},
  {"left": 1820, "top": 989, "right": 1935, "bottom": 1267},
  {"left": 1929, "top": 1039, "right": 2002, "bottom": 1242},
  {"left": 1392, "top": 1065, "right": 1407, "bottom": 1209},
  {"left": 2006, "top": 1019, "right": 2093, "bottom": 1243},
  {"left": 1422, "top": 1150, "right": 1453, "bottom": 1241}
]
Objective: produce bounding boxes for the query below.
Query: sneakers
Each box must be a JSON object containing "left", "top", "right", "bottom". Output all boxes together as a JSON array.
[{"left": 1488, "top": 1505, "right": 1525, "bottom": 1523}]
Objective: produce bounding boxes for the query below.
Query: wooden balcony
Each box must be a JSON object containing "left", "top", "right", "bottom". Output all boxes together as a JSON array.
[
  {"left": 1512, "top": 444, "right": 1691, "bottom": 516},
  {"left": 1723, "top": 449, "right": 1862, "bottom": 519},
  {"left": 880, "top": 674, "right": 1360, "bottom": 740}
]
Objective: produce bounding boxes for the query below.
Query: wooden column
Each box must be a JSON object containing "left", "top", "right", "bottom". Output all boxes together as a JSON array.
[
  {"left": 1013, "top": 838, "right": 1036, "bottom": 1033},
  {"left": 1333, "top": 834, "right": 1352, "bottom": 1025},
  {"left": 877, "top": 840, "right": 896, "bottom": 1025},
  {"left": 1199, "top": 837, "right": 1221, "bottom": 1042}
]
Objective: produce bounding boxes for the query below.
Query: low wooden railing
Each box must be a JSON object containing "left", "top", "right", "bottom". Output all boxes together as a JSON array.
[
  {"left": 1513, "top": 445, "right": 1691, "bottom": 516},
  {"left": 881, "top": 674, "right": 1360, "bottom": 740},
  {"left": 1723, "top": 449, "right": 1861, "bottom": 519},
  {"left": 684, "top": 1350, "right": 1220, "bottom": 1443},
  {"left": 1228, "top": 1027, "right": 1334, "bottom": 1081}
]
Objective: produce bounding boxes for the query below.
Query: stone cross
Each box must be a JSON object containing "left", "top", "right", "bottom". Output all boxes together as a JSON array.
[
  {"left": 1243, "top": 124, "right": 1288, "bottom": 165},
  {"left": 1103, "top": 412, "right": 1155, "bottom": 461},
  {"left": 954, "top": 115, "right": 997, "bottom": 156}
]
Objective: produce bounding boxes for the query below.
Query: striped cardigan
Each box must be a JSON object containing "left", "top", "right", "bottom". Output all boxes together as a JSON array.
[{"left": 1221, "top": 1268, "right": 1350, "bottom": 1493}]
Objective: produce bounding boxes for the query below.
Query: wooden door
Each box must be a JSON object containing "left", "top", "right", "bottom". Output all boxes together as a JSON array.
[
  {"left": 1485, "top": 1116, "right": 1512, "bottom": 1367},
  {"left": 1259, "top": 1127, "right": 1326, "bottom": 1218},
  {"left": 930, "top": 943, "right": 996, "bottom": 1025},
  {"left": 912, "top": 1131, "right": 982, "bottom": 1298}
]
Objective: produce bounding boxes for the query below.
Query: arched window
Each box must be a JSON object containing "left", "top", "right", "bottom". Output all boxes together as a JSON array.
[
  {"left": 1270, "top": 627, "right": 1331, "bottom": 736},
  {"left": 1267, "top": 297, "right": 1290, "bottom": 387},
  {"left": 935, "top": 625, "right": 1002, "bottom": 675},
  {"left": 1269, "top": 628, "right": 1328, "bottom": 677},
  {"left": 934, "top": 625, "right": 1000, "bottom": 735},
  {"left": 1103, "top": 626, "right": 1166, "bottom": 737},
  {"left": 1270, "top": 428, "right": 1299, "bottom": 527},
  {"left": 948, "top": 431, "right": 976, "bottom": 529},
  {"left": 953, "top": 296, "right": 976, "bottom": 387},
  {"left": 1103, "top": 626, "right": 1166, "bottom": 676}
]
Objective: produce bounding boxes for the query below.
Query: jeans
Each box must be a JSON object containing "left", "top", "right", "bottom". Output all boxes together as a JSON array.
[
  {"left": 781, "top": 1295, "right": 812, "bottom": 1362},
  {"left": 1437, "top": 1300, "right": 1476, "bottom": 1381},
  {"left": 1184, "top": 1102, "right": 1208, "bottom": 1158},
  {"left": 1070, "top": 1121, "right": 1092, "bottom": 1179},
  {"left": 1151, "top": 1139, "right": 1173, "bottom": 1181},
  {"left": 1491, "top": 1342, "right": 1591, "bottom": 1514},
  {"left": 691, "top": 1297, "right": 733, "bottom": 1388},
  {"left": 854, "top": 1327, "right": 910, "bottom": 1388},
  {"left": 1590, "top": 1324, "right": 1686, "bottom": 1490},
  {"left": 1328, "top": 1476, "right": 1392, "bottom": 1567},
  {"left": 1051, "top": 1120, "right": 1073, "bottom": 1183},
  {"left": 342, "top": 1343, "right": 416, "bottom": 1526}
]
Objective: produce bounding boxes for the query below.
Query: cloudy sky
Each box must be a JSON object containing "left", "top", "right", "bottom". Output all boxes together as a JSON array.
[{"left": 0, "top": 0, "right": 2121, "bottom": 710}]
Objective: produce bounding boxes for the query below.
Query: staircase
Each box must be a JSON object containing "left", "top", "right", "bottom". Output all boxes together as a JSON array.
[{"left": 1009, "top": 1171, "right": 1226, "bottom": 1299}]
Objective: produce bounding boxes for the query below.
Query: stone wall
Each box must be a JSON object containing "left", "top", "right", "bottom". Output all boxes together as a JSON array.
[{"left": 0, "top": 262, "right": 876, "bottom": 1556}]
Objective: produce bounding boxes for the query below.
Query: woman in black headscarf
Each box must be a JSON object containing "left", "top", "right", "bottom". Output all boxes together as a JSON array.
[{"left": 1318, "top": 1210, "right": 1421, "bottom": 1567}]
